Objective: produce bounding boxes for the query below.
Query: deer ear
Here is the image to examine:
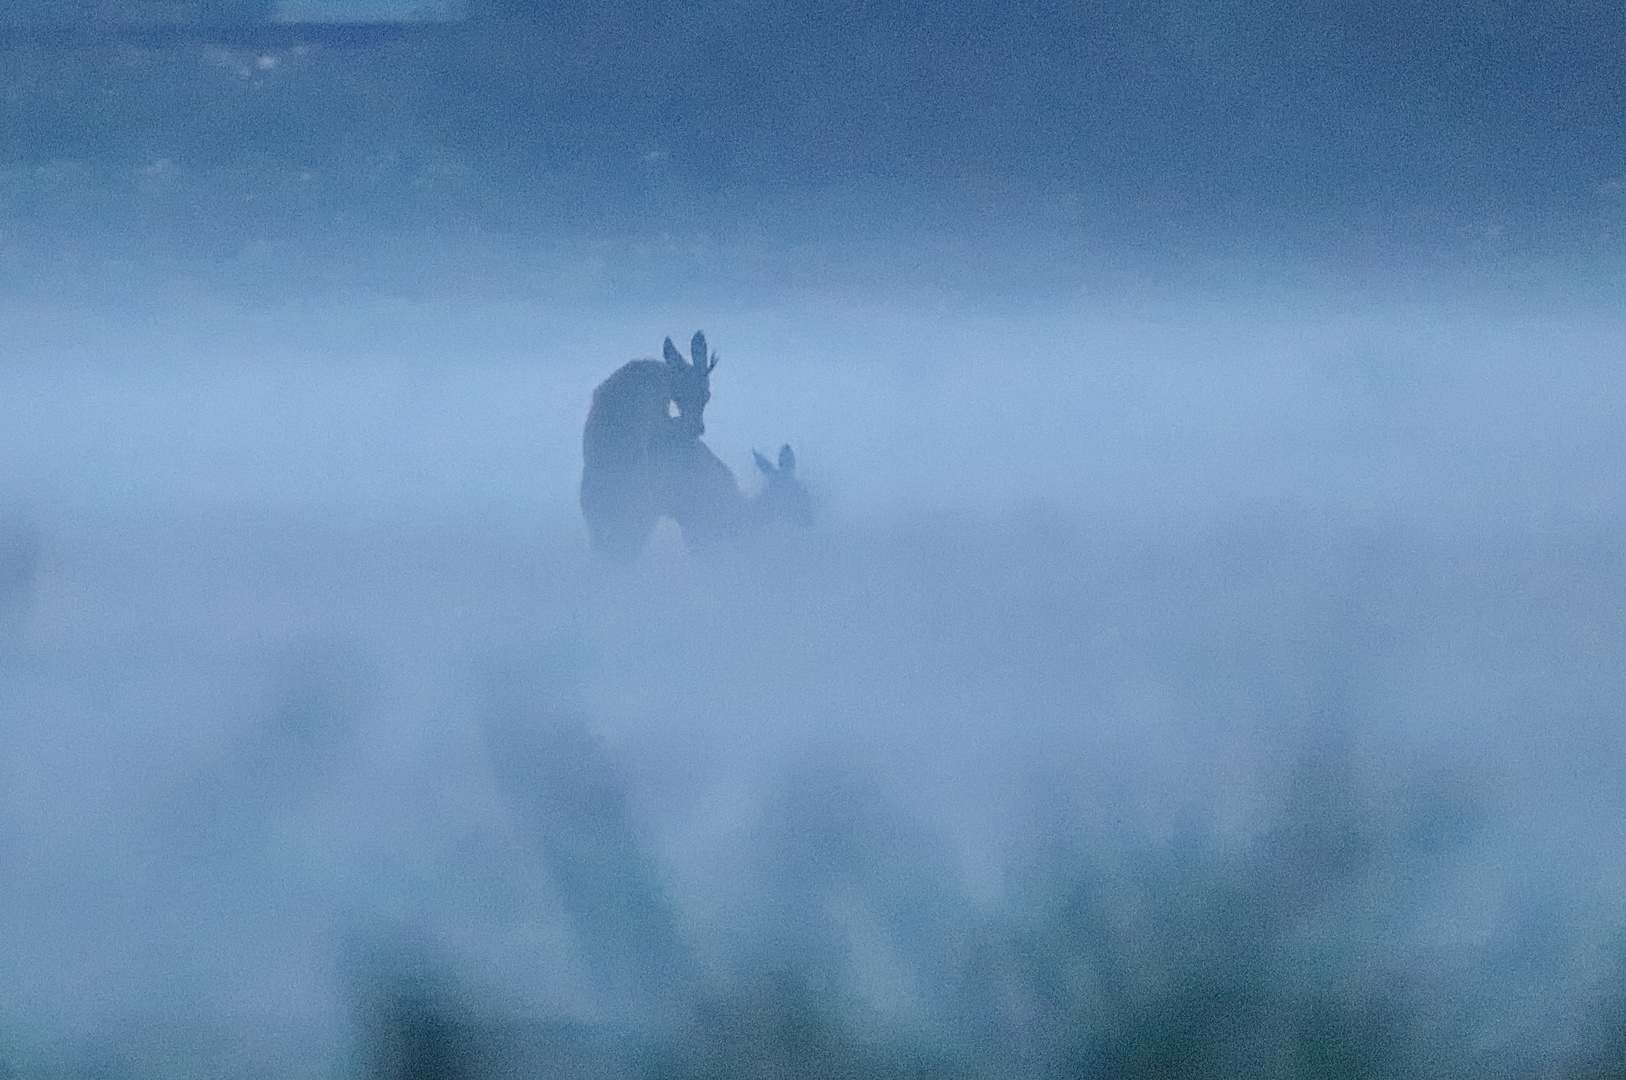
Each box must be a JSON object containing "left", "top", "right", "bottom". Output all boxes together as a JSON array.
[
  {"left": 663, "top": 337, "right": 684, "bottom": 365},
  {"left": 706, "top": 351, "right": 719, "bottom": 374},
  {"left": 778, "top": 444, "right": 796, "bottom": 474},
  {"left": 690, "top": 331, "right": 708, "bottom": 369},
  {"left": 753, "top": 450, "right": 774, "bottom": 475}
]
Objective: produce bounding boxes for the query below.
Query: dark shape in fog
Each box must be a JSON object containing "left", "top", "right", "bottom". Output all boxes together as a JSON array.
[
  {"left": 665, "top": 441, "right": 815, "bottom": 550},
  {"left": 751, "top": 445, "right": 816, "bottom": 530},
  {"left": 579, "top": 332, "right": 812, "bottom": 559},
  {"left": 490, "top": 718, "right": 693, "bottom": 1012},
  {"left": 580, "top": 331, "right": 716, "bottom": 560}
]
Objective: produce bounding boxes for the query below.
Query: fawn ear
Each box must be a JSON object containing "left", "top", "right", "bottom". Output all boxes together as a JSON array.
[
  {"left": 778, "top": 444, "right": 796, "bottom": 474},
  {"left": 753, "top": 450, "right": 774, "bottom": 475},
  {"left": 663, "top": 337, "right": 684, "bottom": 365}
]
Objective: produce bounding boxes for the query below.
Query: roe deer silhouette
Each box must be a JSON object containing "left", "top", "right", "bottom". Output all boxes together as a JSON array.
[
  {"left": 580, "top": 332, "right": 813, "bottom": 559},
  {"left": 664, "top": 440, "right": 815, "bottom": 550},
  {"left": 581, "top": 331, "right": 717, "bottom": 559}
]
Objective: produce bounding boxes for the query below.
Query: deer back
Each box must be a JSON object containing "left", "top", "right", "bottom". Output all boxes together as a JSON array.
[{"left": 580, "top": 333, "right": 718, "bottom": 559}]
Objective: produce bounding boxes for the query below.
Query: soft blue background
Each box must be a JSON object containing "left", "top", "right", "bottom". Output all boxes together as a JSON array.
[{"left": 274, "top": 0, "right": 463, "bottom": 20}]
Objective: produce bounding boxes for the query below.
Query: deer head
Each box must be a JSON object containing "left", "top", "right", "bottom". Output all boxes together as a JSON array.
[
  {"left": 752, "top": 443, "right": 816, "bottom": 529},
  {"left": 662, "top": 331, "right": 717, "bottom": 440}
]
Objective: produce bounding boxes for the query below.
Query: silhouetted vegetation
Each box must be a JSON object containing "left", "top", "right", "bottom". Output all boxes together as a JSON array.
[{"left": 324, "top": 725, "right": 1626, "bottom": 1080}]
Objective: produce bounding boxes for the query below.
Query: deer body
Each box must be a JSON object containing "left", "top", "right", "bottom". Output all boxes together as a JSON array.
[
  {"left": 580, "top": 332, "right": 812, "bottom": 559},
  {"left": 665, "top": 441, "right": 815, "bottom": 551},
  {"left": 581, "top": 333, "right": 716, "bottom": 560}
]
